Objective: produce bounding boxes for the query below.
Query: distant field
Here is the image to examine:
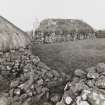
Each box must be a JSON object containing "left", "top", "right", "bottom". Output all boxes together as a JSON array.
[{"left": 32, "top": 39, "right": 105, "bottom": 75}]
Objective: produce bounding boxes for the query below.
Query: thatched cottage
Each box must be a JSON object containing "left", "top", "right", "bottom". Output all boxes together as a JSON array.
[
  {"left": 35, "top": 19, "right": 96, "bottom": 43},
  {"left": 0, "top": 16, "right": 31, "bottom": 51}
]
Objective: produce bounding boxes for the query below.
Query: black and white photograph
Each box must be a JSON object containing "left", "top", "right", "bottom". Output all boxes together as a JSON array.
[{"left": 0, "top": 0, "right": 105, "bottom": 105}]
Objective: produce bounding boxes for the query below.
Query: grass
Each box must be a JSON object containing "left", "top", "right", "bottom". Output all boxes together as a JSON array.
[{"left": 32, "top": 38, "right": 105, "bottom": 75}]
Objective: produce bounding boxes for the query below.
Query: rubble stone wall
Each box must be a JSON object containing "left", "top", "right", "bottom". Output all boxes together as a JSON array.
[
  {"left": 0, "top": 48, "right": 105, "bottom": 105},
  {"left": 0, "top": 48, "right": 69, "bottom": 105},
  {"left": 34, "top": 31, "right": 96, "bottom": 44},
  {"left": 57, "top": 63, "right": 105, "bottom": 105}
]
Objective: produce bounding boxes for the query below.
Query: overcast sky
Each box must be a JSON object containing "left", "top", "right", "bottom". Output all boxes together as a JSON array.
[{"left": 0, "top": 0, "right": 105, "bottom": 31}]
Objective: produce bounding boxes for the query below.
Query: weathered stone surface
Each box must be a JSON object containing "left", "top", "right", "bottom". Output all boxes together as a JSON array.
[
  {"left": 0, "top": 48, "right": 69, "bottom": 105},
  {"left": 10, "top": 80, "right": 20, "bottom": 88},
  {"left": 86, "top": 80, "right": 95, "bottom": 88},
  {"left": 56, "top": 101, "right": 65, "bottom": 105},
  {"left": 74, "top": 69, "right": 86, "bottom": 77},
  {"left": 0, "top": 96, "right": 9, "bottom": 105},
  {"left": 2, "top": 47, "right": 105, "bottom": 105},
  {"left": 96, "top": 63, "right": 105, "bottom": 73},
  {"left": 50, "top": 94, "right": 61, "bottom": 103},
  {"left": 85, "top": 66, "right": 96, "bottom": 74},
  {"left": 95, "top": 77, "right": 105, "bottom": 89},
  {"left": 76, "top": 96, "right": 90, "bottom": 105},
  {"left": 59, "top": 62, "right": 105, "bottom": 105},
  {"left": 87, "top": 89, "right": 105, "bottom": 105},
  {"left": 87, "top": 72, "right": 99, "bottom": 79},
  {"left": 65, "top": 96, "right": 72, "bottom": 105}
]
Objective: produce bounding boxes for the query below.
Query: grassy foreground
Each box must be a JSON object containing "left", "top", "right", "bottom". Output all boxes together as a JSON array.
[{"left": 32, "top": 38, "right": 105, "bottom": 74}]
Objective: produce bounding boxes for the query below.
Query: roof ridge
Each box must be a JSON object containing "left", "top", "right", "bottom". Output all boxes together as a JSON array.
[{"left": 0, "top": 16, "right": 27, "bottom": 35}]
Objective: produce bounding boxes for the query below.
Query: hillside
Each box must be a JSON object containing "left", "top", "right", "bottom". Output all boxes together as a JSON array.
[{"left": 32, "top": 38, "right": 105, "bottom": 74}]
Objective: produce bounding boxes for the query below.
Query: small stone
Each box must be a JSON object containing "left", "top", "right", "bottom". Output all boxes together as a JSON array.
[
  {"left": 23, "top": 72, "right": 30, "bottom": 80},
  {"left": 87, "top": 80, "right": 95, "bottom": 87},
  {"left": 72, "top": 77, "right": 80, "bottom": 84},
  {"left": 76, "top": 96, "right": 90, "bottom": 105},
  {"left": 0, "top": 96, "right": 9, "bottom": 105},
  {"left": 22, "top": 98, "right": 31, "bottom": 105},
  {"left": 46, "top": 72, "right": 54, "bottom": 78},
  {"left": 6, "top": 66, "right": 11, "bottom": 71},
  {"left": 1, "top": 70, "right": 10, "bottom": 77},
  {"left": 95, "top": 77, "right": 105, "bottom": 89},
  {"left": 41, "top": 87, "right": 49, "bottom": 94},
  {"left": 101, "top": 71, "right": 105, "bottom": 76},
  {"left": 71, "top": 81, "right": 88, "bottom": 94},
  {"left": 20, "top": 94, "right": 27, "bottom": 101},
  {"left": 33, "top": 75, "right": 39, "bottom": 81},
  {"left": 26, "top": 89, "right": 33, "bottom": 97},
  {"left": 18, "top": 83, "right": 26, "bottom": 90},
  {"left": 13, "top": 96, "right": 20, "bottom": 102},
  {"left": 56, "top": 101, "right": 65, "bottom": 105},
  {"left": 96, "top": 63, "right": 105, "bottom": 73},
  {"left": 86, "top": 66, "right": 96, "bottom": 73},
  {"left": 45, "top": 92, "right": 49, "bottom": 100},
  {"left": 74, "top": 69, "right": 86, "bottom": 77},
  {"left": 37, "top": 79, "right": 44, "bottom": 86},
  {"left": 20, "top": 74, "right": 26, "bottom": 82},
  {"left": 19, "top": 48, "right": 25, "bottom": 52},
  {"left": 10, "top": 49, "right": 15, "bottom": 53},
  {"left": 10, "top": 80, "right": 19, "bottom": 88},
  {"left": 65, "top": 96, "right": 72, "bottom": 105},
  {"left": 50, "top": 94, "right": 61, "bottom": 103},
  {"left": 38, "top": 62, "right": 50, "bottom": 70},
  {"left": 87, "top": 72, "right": 99, "bottom": 79},
  {"left": 11, "top": 69, "right": 16, "bottom": 73},
  {"left": 23, "top": 68, "right": 29, "bottom": 73},
  {"left": 52, "top": 70, "right": 60, "bottom": 77},
  {"left": 43, "top": 102, "right": 53, "bottom": 105},
  {"left": 64, "top": 82, "right": 71, "bottom": 91},
  {"left": 32, "top": 56, "right": 40, "bottom": 64},
  {"left": 9, "top": 89, "right": 14, "bottom": 97},
  {"left": 36, "top": 86, "right": 42, "bottom": 94},
  {"left": 87, "top": 90, "right": 105, "bottom": 105},
  {"left": 14, "top": 88, "right": 21, "bottom": 96},
  {"left": 14, "top": 60, "right": 20, "bottom": 66},
  {"left": 72, "top": 102, "right": 77, "bottom": 105},
  {"left": 81, "top": 89, "right": 91, "bottom": 100},
  {"left": 0, "top": 51, "right": 3, "bottom": 56}
]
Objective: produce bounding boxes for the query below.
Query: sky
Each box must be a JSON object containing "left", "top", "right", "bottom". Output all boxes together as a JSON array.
[{"left": 0, "top": 0, "right": 105, "bottom": 31}]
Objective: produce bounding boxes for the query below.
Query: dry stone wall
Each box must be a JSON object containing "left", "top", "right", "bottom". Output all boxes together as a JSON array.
[
  {"left": 57, "top": 63, "right": 105, "bottom": 105},
  {"left": 34, "top": 31, "right": 96, "bottom": 44},
  {"left": 0, "top": 48, "right": 69, "bottom": 105},
  {"left": 0, "top": 48, "right": 105, "bottom": 105}
]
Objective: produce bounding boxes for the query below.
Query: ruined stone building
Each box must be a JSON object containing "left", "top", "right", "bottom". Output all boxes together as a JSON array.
[{"left": 35, "top": 19, "right": 96, "bottom": 44}]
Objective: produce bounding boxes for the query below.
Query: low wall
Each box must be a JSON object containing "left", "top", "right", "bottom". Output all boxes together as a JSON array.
[{"left": 34, "top": 32, "right": 96, "bottom": 44}]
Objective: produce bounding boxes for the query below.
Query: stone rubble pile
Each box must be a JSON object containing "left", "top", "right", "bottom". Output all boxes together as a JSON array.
[
  {"left": 1, "top": 48, "right": 105, "bottom": 105},
  {"left": 57, "top": 63, "right": 105, "bottom": 105},
  {"left": 0, "top": 48, "right": 69, "bottom": 105}
]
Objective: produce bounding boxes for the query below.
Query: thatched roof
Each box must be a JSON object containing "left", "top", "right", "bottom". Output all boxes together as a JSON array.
[
  {"left": 0, "top": 16, "right": 31, "bottom": 51},
  {"left": 36, "top": 19, "right": 94, "bottom": 33}
]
